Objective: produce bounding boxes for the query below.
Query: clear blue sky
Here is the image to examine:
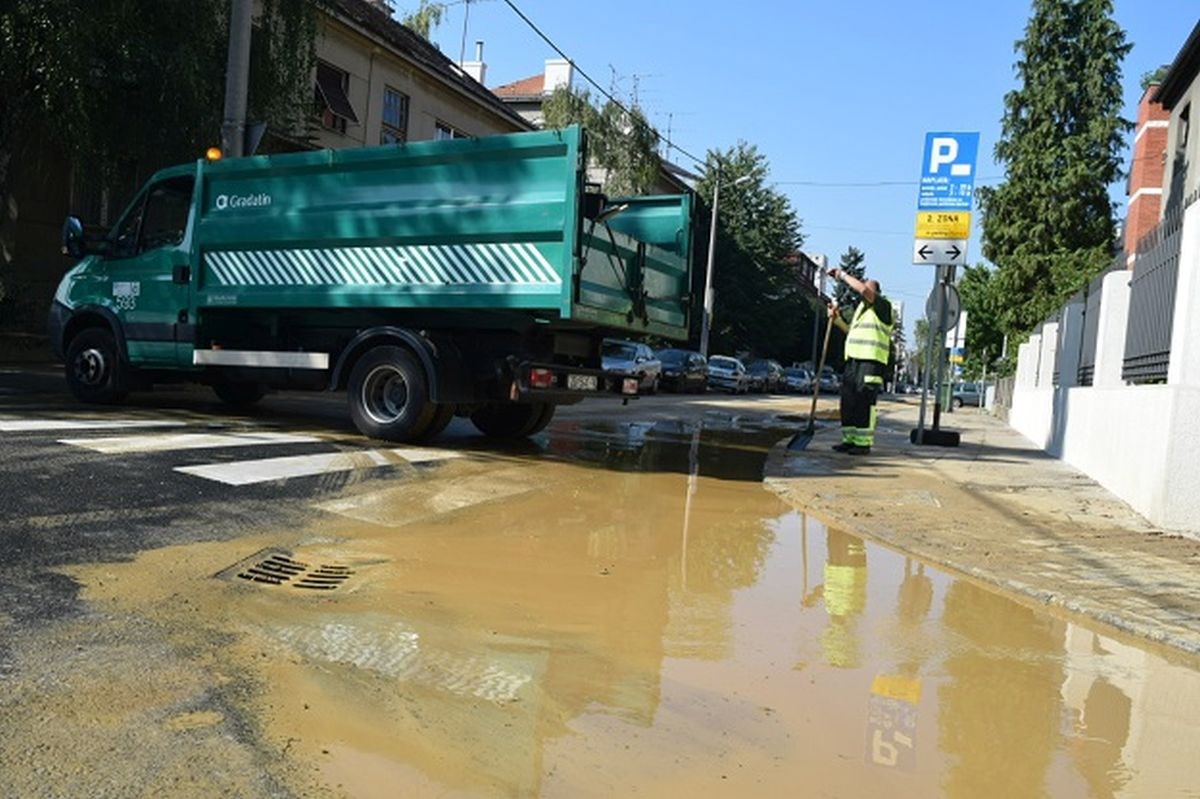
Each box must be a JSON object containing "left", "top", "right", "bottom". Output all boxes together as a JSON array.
[{"left": 421, "top": 0, "right": 1199, "bottom": 342}]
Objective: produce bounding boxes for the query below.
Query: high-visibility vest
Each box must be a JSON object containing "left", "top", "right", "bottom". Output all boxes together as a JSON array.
[{"left": 844, "top": 300, "right": 893, "bottom": 364}]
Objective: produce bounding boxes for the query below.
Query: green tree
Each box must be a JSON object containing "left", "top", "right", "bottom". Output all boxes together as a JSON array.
[
  {"left": 832, "top": 246, "right": 866, "bottom": 310},
  {"left": 0, "top": 0, "right": 315, "bottom": 308},
  {"left": 400, "top": 1, "right": 447, "bottom": 39},
  {"left": 542, "top": 86, "right": 660, "bottom": 196},
  {"left": 957, "top": 264, "right": 1008, "bottom": 378},
  {"left": 913, "top": 317, "right": 931, "bottom": 383},
  {"left": 978, "top": 0, "right": 1130, "bottom": 338},
  {"left": 694, "top": 143, "right": 807, "bottom": 360}
]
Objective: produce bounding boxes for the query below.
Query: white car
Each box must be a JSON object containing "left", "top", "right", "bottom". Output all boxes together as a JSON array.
[{"left": 707, "top": 355, "right": 748, "bottom": 394}]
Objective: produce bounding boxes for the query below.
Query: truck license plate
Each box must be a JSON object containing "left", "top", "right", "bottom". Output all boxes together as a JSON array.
[{"left": 567, "top": 374, "right": 598, "bottom": 391}]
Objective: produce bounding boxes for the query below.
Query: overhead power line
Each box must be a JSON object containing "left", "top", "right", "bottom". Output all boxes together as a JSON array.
[{"left": 500, "top": 0, "right": 707, "bottom": 167}]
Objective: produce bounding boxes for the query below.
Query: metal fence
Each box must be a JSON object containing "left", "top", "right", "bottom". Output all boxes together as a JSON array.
[
  {"left": 1077, "top": 253, "right": 1126, "bottom": 386},
  {"left": 1122, "top": 190, "right": 1196, "bottom": 383}
]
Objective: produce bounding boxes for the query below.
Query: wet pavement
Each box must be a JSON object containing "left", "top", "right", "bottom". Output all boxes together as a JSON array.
[{"left": 2, "top": 404, "right": 1200, "bottom": 797}]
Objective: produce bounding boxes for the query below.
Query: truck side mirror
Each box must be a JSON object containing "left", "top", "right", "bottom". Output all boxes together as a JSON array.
[{"left": 61, "top": 216, "right": 85, "bottom": 258}]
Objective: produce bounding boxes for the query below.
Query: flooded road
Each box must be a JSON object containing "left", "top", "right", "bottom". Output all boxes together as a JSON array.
[{"left": 6, "top": 414, "right": 1200, "bottom": 797}]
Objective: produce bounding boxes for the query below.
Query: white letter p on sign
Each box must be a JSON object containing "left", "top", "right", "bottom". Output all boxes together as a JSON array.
[{"left": 929, "top": 137, "right": 958, "bottom": 174}]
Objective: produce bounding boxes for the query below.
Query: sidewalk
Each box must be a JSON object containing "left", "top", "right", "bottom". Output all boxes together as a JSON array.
[{"left": 765, "top": 397, "right": 1200, "bottom": 656}]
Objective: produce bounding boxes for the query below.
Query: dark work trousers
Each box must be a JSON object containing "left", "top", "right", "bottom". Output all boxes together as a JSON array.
[{"left": 840, "top": 359, "right": 886, "bottom": 447}]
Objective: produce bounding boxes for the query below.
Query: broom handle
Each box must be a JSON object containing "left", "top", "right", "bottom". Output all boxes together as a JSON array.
[{"left": 809, "top": 308, "right": 836, "bottom": 423}]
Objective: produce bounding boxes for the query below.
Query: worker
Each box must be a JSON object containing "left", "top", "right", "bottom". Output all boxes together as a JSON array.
[{"left": 826, "top": 268, "right": 894, "bottom": 454}]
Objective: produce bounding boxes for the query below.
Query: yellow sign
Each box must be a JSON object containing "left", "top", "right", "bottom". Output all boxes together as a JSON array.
[
  {"left": 870, "top": 673, "right": 923, "bottom": 705},
  {"left": 914, "top": 211, "right": 971, "bottom": 240}
]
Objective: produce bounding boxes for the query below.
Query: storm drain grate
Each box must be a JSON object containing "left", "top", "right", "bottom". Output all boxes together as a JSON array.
[{"left": 218, "top": 548, "right": 354, "bottom": 591}]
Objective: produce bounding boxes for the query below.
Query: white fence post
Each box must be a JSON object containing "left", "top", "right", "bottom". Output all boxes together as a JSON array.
[
  {"left": 1038, "top": 322, "right": 1058, "bottom": 388},
  {"left": 1093, "top": 270, "right": 1132, "bottom": 387}
]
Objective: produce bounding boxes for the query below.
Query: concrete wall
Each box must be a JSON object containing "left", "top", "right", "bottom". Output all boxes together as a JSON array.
[
  {"left": 1008, "top": 200, "right": 1200, "bottom": 534},
  {"left": 1161, "top": 70, "right": 1199, "bottom": 214}
]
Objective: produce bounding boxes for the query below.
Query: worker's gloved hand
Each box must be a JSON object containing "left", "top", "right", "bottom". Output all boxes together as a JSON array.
[{"left": 827, "top": 303, "right": 839, "bottom": 319}]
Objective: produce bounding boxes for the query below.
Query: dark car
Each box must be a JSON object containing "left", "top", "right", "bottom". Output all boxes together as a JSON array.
[
  {"left": 601, "top": 339, "right": 662, "bottom": 393},
  {"left": 656, "top": 348, "right": 708, "bottom": 393},
  {"left": 746, "top": 359, "right": 784, "bottom": 393}
]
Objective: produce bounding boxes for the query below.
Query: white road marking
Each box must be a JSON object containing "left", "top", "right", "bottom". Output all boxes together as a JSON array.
[
  {"left": 174, "top": 447, "right": 462, "bottom": 486},
  {"left": 0, "top": 419, "right": 188, "bottom": 433},
  {"left": 60, "top": 431, "right": 319, "bottom": 454}
]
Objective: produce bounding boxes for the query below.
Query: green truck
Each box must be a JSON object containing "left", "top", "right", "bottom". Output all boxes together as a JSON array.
[{"left": 49, "top": 126, "right": 694, "bottom": 441}]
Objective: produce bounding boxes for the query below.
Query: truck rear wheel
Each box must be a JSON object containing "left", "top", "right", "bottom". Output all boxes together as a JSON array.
[
  {"left": 65, "top": 328, "right": 128, "bottom": 404},
  {"left": 213, "top": 381, "right": 267, "bottom": 408},
  {"left": 470, "top": 402, "right": 552, "bottom": 440},
  {"left": 418, "top": 402, "right": 457, "bottom": 441},
  {"left": 348, "top": 346, "right": 436, "bottom": 441}
]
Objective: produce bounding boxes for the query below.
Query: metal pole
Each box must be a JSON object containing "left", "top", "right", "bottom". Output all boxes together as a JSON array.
[
  {"left": 699, "top": 177, "right": 720, "bottom": 358},
  {"left": 221, "top": 0, "right": 254, "bottom": 158},
  {"left": 915, "top": 265, "right": 944, "bottom": 441},
  {"left": 931, "top": 265, "right": 956, "bottom": 430}
]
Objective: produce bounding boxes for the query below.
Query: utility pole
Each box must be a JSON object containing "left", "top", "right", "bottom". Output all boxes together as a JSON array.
[
  {"left": 699, "top": 176, "right": 721, "bottom": 359},
  {"left": 220, "top": 0, "right": 253, "bottom": 158}
]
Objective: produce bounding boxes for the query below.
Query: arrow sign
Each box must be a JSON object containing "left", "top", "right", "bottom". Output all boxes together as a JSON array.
[{"left": 912, "top": 238, "right": 967, "bottom": 265}]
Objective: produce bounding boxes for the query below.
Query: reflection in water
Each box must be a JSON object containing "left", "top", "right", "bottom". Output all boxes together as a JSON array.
[
  {"left": 938, "top": 580, "right": 1066, "bottom": 798},
  {"left": 820, "top": 530, "right": 868, "bottom": 668}
]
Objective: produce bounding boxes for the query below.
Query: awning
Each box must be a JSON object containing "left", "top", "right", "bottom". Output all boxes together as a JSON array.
[{"left": 315, "top": 63, "right": 359, "bottom": 124}]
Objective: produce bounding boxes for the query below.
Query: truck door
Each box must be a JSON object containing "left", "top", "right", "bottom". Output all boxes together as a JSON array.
[{"left": 104, "top": 176, "right": 194, "bottom": 367}]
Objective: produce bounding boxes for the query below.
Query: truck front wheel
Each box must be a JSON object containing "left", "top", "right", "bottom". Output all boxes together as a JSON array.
[
  {"left": 65, "top": 328, "right": 128, "bottom": 404},
  {"left": 348, "top": 346, "right": 436, "bottom": 441},
  {"left": 470, "top": 402, "right": 553, "bottom": 440}
]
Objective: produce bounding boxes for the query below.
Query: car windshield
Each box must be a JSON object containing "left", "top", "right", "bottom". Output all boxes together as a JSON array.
[
  {"left": 602, "top": 342, "right": 637, "bottom": 359},
  {"left": 710, "top": 357, "right": 737, "bottom": 369},
  {"left": 657, "top": 350, "right": 687, "bottom": 364},
  {"left": 748, "top": 362, "right": 768, "bottom": 373},
  {"left": 784, "top": 368, "right": 805, "bottom": 377}
]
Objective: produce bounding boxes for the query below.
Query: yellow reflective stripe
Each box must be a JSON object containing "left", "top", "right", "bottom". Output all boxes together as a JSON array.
[{"left": 864, "top": 375, "right": 884, "bottom": 385}]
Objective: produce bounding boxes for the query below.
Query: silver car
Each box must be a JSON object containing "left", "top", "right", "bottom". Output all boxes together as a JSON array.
[
  {"left": 707, "top": 355, "right": 748, "bottom": 394},
  {"left": 601, "top": 339, "right": 662, "bottom": 393}
]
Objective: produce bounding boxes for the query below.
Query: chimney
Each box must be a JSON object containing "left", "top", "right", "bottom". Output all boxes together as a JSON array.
[
  {"left": 1124, "top": 82, "right": 1170, "bottom": 266},
  {"left": 460, "top": 40, "right": 487, "bottom": 85},
  {"left": 543, "top": 58, "right": 573, "bottom": 94}
]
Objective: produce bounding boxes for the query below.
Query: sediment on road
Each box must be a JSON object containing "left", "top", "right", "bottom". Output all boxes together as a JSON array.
[{"left": 764, "top": 398, "right": 1200, "bottom": 657}]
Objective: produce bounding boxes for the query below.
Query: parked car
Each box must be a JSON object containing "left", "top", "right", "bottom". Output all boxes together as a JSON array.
[
  {"left": 656, "top": 348, "right": 708, "bottom": 393},
  {"left": 602, "top": 339, "right": 662, "bottom": 393},
  {"left": 819, "top": 366, "right": 841, "bottom": 393},
  {"left": 783, "top": 367, "right": 813, "bottom": 393},
  {"left": 953, "top": 381, "right": 983, "bottom": 408},
  {"left": 707, "top": 355, "right": 749, "bottom": 394},
  {"left": 746, "top": 359, "right": 784, "bottom": 393}
]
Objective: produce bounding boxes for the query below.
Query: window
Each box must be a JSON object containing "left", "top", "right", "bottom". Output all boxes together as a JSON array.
[
  {"left": 381, "top": 87, "right": 409, "bottom": 144},
  {"left": 314, "top": 61, "right": 359, "bottom": 135},
  {"left": 435, "top": 121, "right": 467, "bottom": 141},
  {"left": 108, "top": 176, "right": 194, "bottom": 259}
]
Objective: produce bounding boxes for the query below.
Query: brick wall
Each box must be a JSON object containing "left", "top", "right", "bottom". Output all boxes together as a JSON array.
[{"left": 1125, "top": 85, "right": 1170, "bottom": 261}]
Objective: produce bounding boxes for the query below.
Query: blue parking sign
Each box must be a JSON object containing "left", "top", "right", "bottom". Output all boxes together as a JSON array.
[{"left": 918, "top": 132, "right": 980, "bottom": 211}]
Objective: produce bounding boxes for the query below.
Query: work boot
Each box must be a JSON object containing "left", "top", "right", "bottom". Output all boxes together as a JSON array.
[
  {"left": 831, "top": 442, "right": 853, "bottom": 452},
  {"left": 845, "top": 445, "right": 871, "bottom": 455}
]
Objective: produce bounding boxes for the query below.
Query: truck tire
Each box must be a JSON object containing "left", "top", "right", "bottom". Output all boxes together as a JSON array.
[
  {"left": 348, "top": 345, "right": 436, "bottom": 441},
  {"left": 65, "top": 328, "right": 128, "bottom": 404},
  {"left": 213, "top": 382, "right": 267, "bottom": 408},
  {"left": 525, "top": 403, "right": 556, "bottom": 436},
  {"left": 470, "top": 402, "right": 547, "bottom": 440}
]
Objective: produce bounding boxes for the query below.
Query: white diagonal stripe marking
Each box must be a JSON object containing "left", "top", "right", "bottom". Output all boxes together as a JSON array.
[
  {"left": 60, "top": 432, "right": 320, "bottom": 454},
  {"left": 174, "top": 447, "right": 463, "bottom": 485}
]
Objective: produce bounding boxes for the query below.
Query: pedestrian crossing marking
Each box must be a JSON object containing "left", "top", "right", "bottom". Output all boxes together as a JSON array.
[
  {"left": 0, "top": 418, "right": 188, "bottom": 433},
  {"left": 59, "top": 431, "right": 320, "bottom": 454},
  {"left": 174, "top": 447, "right": 463, "bottom": 486}
]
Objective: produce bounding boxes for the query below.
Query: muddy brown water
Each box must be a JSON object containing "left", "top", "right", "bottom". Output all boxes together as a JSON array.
[{"left": 8, "top": 415, "right": 1200, "bottom": 797}]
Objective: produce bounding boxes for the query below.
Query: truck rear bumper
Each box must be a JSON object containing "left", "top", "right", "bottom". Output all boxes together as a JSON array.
[{"left": 514, "top": 361, "right": 639, "bottom": 403}]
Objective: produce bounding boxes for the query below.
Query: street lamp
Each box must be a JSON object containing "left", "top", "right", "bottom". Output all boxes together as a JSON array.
[{"left": 699, "top": 173, "right": 753, "bottom": 358}]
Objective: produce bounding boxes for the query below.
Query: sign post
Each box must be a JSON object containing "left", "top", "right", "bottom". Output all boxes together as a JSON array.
[{"left": 911, "top": 132, "right": 978, "bottom": 447}]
